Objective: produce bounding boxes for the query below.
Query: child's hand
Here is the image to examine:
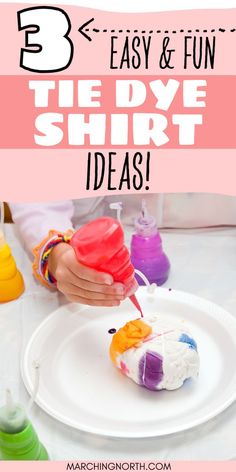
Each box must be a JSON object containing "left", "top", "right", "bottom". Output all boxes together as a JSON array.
[{"left": 48, "top": 243, "right": 126, "bottom": 307}]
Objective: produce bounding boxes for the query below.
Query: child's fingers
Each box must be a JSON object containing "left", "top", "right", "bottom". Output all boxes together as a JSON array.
[
  {"left": 55, "top": 264, "right": 124, "bottom": 295},
  {"left": 125, "top": 279, "right": 139, "bottom": 297},
  {"left": 66, "top": 294, "right": 121, "bottom": 307},
  {"left": 77, "top": 279, "right": 125, "bottom": 296},
  {"left": 57, "top": 281, "right": 124, "bottom": 301},
  {"left": 51, "top": 245, "right": 127, "bottom": 306},
  {"left": 62, "top": 269, "right": 125, "bottom": 296},
  {"left": 67, "top": 253, "right": 113, "bottom": 285}
]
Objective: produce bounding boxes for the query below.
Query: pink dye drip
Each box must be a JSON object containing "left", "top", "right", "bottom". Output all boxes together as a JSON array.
[{"left": 129, "top": 294, "right": 144, "bottom": 317}]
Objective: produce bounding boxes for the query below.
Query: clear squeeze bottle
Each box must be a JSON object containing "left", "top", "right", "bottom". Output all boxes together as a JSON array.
[{"left": 131, "top": 200, "right": 170, "bottom": 286}]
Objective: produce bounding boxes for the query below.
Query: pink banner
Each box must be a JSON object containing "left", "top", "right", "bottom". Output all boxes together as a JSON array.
[
  {"left": 1, "top": 149, "right": 236, "bottom": 202},
  {"left": 0, "top": 462, "right": 236, "bottom": 472},
  {"left": 0, "top": 5, "right": 235, "bottom": 75},
  {"left": 0, "top": 76, "right": 235, "bottom": 149}
]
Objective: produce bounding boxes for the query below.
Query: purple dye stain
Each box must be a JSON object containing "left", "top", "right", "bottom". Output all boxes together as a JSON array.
[
  {"left": 139, "top": 351, "right": 163, "bottom": 391},
  {"left": 108, "top": 328, "right": 116, "bottom": 334}
]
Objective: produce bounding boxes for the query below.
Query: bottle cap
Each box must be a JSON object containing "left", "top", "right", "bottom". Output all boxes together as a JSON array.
[
  {"left": 134, "top": 200, "right": 157, "bottom": 237},
  {"left": 70, "top": 217, "right": 124, "bottom": 266}
]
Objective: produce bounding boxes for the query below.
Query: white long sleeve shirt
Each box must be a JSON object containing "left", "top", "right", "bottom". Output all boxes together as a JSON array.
[{"left": 9, "top": 193, "right": 236, "bottom": 255}]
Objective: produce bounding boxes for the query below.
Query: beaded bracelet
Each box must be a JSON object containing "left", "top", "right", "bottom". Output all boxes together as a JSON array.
[{"left": 32, "top": 230, "right": 73, "bottom": 288}]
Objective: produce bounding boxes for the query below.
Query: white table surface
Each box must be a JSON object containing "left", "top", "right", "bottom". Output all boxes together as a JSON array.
[{"left": 1, "top": 224, "right": 236, "bottom": 460}]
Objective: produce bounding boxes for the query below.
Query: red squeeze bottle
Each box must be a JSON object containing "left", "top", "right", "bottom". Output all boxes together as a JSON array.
[{"left": 70, "top": 217, "right": 143, "bottom": 316}]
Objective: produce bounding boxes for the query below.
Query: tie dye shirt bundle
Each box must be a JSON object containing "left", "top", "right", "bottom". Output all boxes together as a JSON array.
[{"left": 110, "top": 316, "right": 199, "bottom": 391}]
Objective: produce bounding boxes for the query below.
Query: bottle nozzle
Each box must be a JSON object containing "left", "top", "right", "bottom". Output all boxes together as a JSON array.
[
  {"left": 134, "top": 200, "right": 157, "bottom": 237},
  {"left": 140, "top": 199, "right": 153, "bottom": 224},
  {"left": 109, "top": 202, "right": 123, "bottom": 222},
  {"left": 0, "top": 389, "right": 28, "bottom": 434},
  {"left": 0, "top": 230, "right": 5, "bottom": 248},
  {"left": 0, "top": 201, "right": 5, "bottom": 238},
  {"left": 5, "top": 389, "right": 14, "bottom": 416},
  {"left": 141, "top": 199, "right": 148, "bottom": 220}
]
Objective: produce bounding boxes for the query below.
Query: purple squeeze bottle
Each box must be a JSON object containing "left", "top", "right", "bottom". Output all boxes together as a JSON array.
[{"left": 131, "top": 200, "right": 170, "bottom": 286}]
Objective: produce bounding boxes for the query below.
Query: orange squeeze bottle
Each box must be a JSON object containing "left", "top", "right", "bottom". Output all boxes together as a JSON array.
[{"left": 0, "top": 231, "right": 24, "bottom": 303}]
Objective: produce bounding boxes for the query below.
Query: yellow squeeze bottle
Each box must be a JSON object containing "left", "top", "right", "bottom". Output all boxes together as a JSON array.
[{"left": 0, "top": 230, "right": 24, "bottom": 303}]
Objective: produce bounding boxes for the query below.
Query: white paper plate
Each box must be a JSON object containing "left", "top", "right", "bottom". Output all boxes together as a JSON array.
[{"left": 22, "top": 287, "right": 236, "bottom": 438}]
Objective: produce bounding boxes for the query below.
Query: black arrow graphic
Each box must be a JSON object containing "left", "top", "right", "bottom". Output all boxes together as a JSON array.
[
  {"left": 78, "top": 19, "right": 236, "bottom": 42},
  {"left": 78, "top": 18, "right": 95, "bottom": 41}
]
